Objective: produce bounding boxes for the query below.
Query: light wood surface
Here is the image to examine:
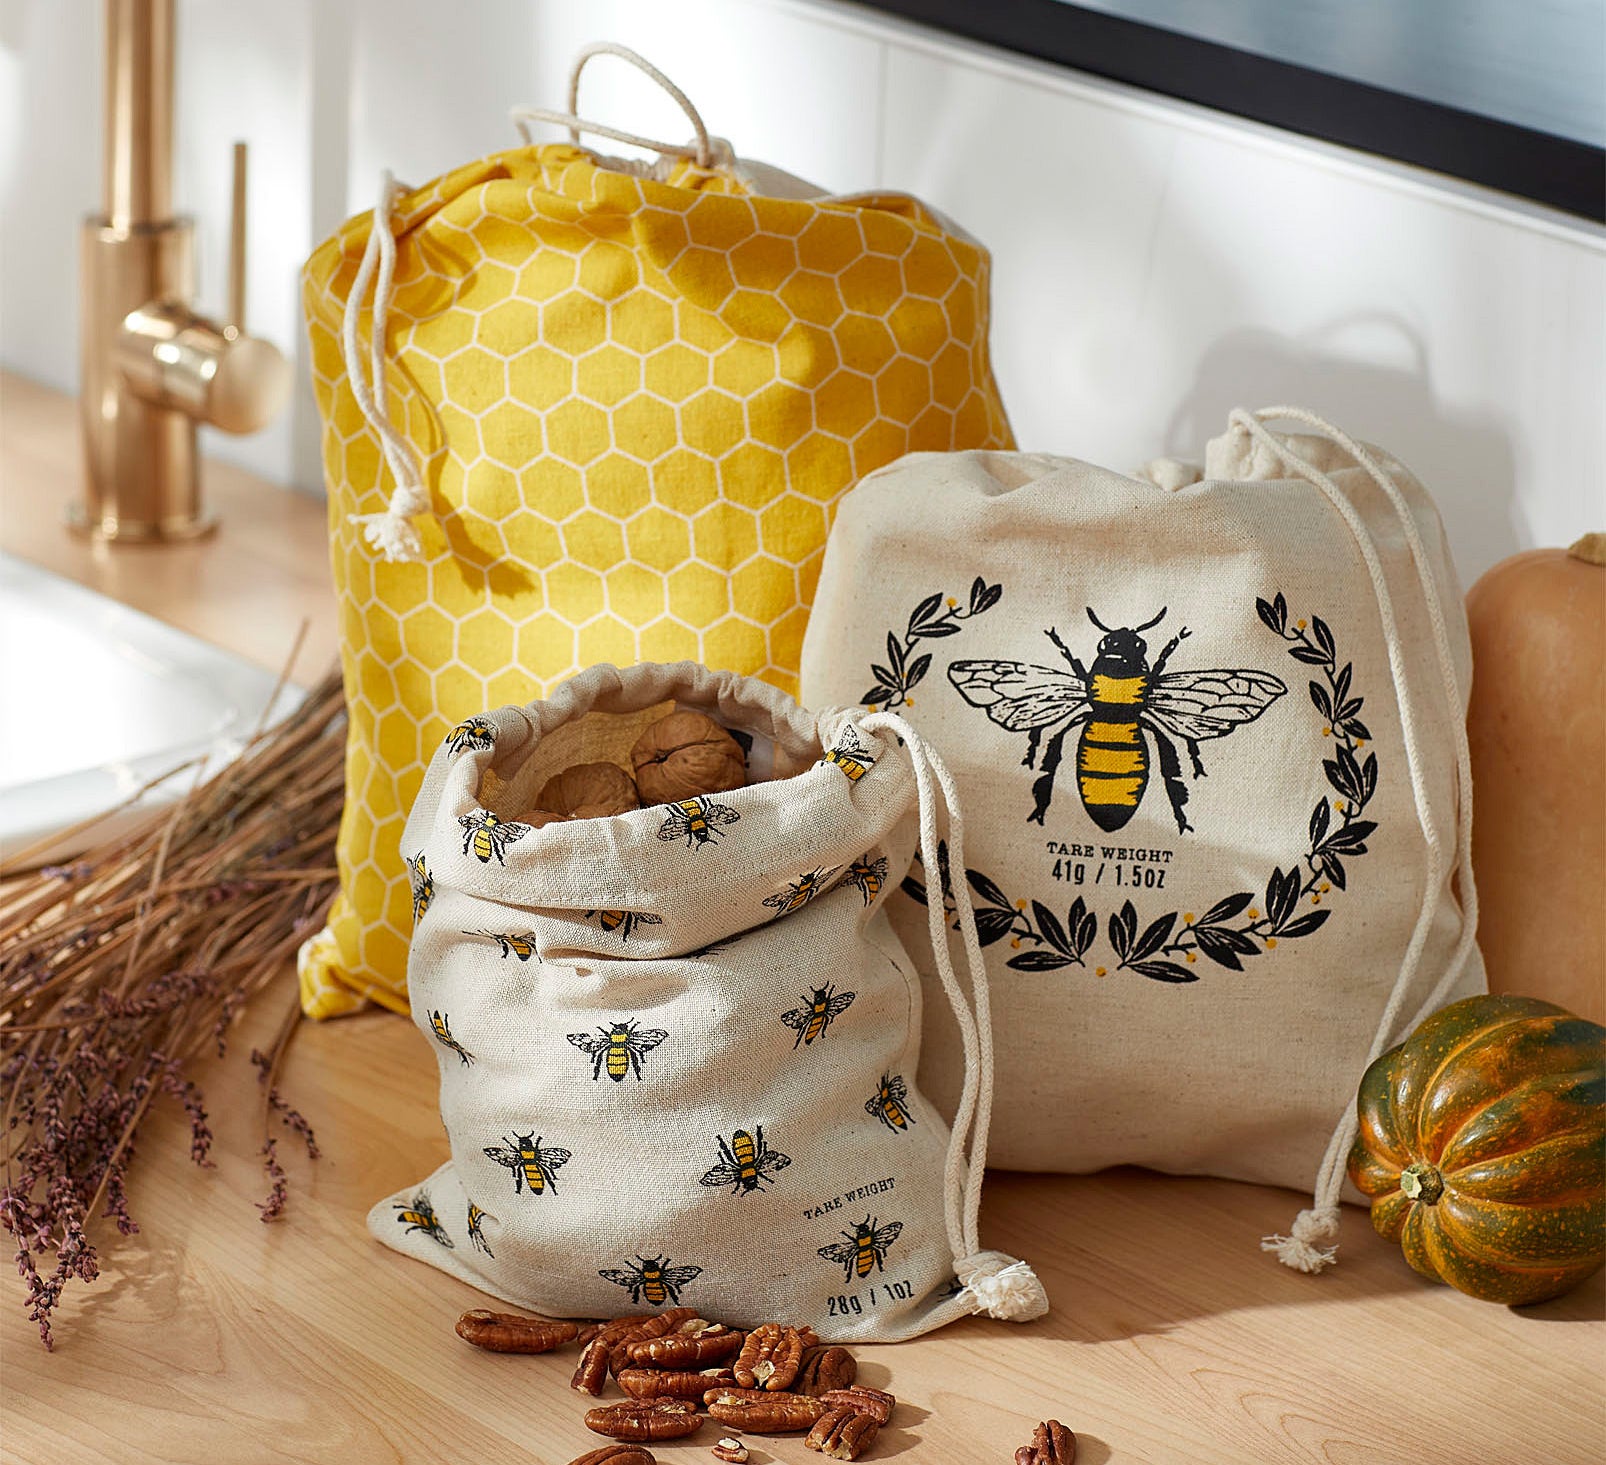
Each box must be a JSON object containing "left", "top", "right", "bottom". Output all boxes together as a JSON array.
[{"left": 2, "top": 372, "right": 1602, "bottom": 1465}]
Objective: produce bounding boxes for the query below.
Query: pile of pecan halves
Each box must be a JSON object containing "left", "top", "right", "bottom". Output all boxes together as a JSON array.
[{"left": 455, "top": 1307, "right": 897, "bottom": 1462}]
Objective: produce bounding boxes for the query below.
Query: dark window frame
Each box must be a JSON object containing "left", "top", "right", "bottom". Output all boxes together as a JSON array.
[{"left": 858, "top": 0, "right": 1605, "bottom": 222}]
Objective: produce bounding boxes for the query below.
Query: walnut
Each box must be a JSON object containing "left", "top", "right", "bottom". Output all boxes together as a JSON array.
[
  {"left": 528, "top": 763, "right": 641, "bottom": 824},
  {"left": 630, "top": 711, "right": 746, "bottom": 805}
]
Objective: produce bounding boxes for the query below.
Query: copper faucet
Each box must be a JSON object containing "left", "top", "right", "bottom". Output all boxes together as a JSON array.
[{"left": 72, "top": 0, "right": 290, "bottom": 542}]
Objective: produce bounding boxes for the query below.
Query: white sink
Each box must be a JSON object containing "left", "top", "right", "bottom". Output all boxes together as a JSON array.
[{"left": 0, "top": 554, "right": 305, "bottom": 867}]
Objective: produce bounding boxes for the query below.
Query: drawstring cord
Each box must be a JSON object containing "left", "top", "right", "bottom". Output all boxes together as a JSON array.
[
  {"left": 860, "top": 711, "right": 1048, "bottom": 1322},
  {"left": 340, "top": 170, "right": 432, "bottom": 563},
  {"left": 1228, "top": 408, "right": 1479, "bottom": 1273}
]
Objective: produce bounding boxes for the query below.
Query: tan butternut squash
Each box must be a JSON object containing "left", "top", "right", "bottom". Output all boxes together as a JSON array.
[{"left": 1466, "top": 534, "right": 1605, "bottom": 1023}]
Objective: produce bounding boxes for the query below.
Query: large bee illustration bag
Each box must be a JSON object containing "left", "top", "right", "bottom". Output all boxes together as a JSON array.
[
  {"left": 368, "top": 661, "right": 1046, "bottom": 1339},
  {"left": 801, "top": 407, "right": 1485, "bottom": 1269},
  {"left": 298, "top": 43, "right": 1014, "bottom": 1021}
]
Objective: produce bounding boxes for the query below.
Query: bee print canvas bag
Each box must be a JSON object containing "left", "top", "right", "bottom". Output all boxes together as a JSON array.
[
  {"left": 367, "top": 660, "right": 1046, "bottom": 1340},
  {"left": 800, "top": 407, "right": 1485, "bottom": 1270}
]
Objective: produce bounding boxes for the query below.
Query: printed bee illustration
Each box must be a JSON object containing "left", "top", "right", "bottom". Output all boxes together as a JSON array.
[
  {"left": 466, "top": 1201, "right": 496, "bottom": 1257},
  {"left": 781, "top": 982, "right": 856, "bottom": 1048},
  {"left": 445, "top": 716, "right": 496, "bottom": 755},
  {"left": 567, "top": 1019, "right": 669, "bottom": 1082},
  {"left": 844, "top": 854, "right": 889, "bottom": 906},
  {"left": 819, "top": 724, "right": 876, "bottom": 782},
  {"left": 763, "top": 867, "right": 837, "bottom": 918},
  {"left": 427, "top": 1010, "right": 474, "bottom": 1066},
  {"left": 657, "top": 796, "right": 741, "bottom": 851},
  {"left": 458, "top": 808, "right": 531, "bottom": 865},
  {"left": 699, "top": 1127, "right": 792, "bottom": 1196},
  {"left": 467, "top": 929, "right": 540, "bottom": 961},
  {"left": 949, "top": 607, "right": 1287, "bottom": 832},
  {"left": 586, "top": 909, "right": 664, "bottom": 942},
  {"left": 865, "top": 1072, "right": 915, "bottom": 1132},
  {"left": 600, "top": 1254, "right": 703, "bottom": 1307},
  {"left": 482, "top": 1131, "right": 572, "bottom": 1196},
  {"left": 407, "top": 852, "right": 434, "bottom": 923},
  {"left": 393, "top": 1192, "right": 453, "bottom": 1247},
  {"left": 818, "top": 1215, "right": 903, "bottom": 1283}
]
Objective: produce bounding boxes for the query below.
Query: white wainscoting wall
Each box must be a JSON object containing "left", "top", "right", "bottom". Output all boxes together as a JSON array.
[{"left": 2, "top": 0, "right": 1602, "bottom": 583}]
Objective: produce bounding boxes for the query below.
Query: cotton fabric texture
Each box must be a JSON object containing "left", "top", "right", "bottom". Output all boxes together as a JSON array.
[
  {"left": 368, "top": 661, "right": 1044, "bottom": 1340},
  {"left": 800, "top": 408, "right": 1484, "bottom": 1254},
  {"left": 297, "top": 86, "right": 1013, "bottom": 1019}
]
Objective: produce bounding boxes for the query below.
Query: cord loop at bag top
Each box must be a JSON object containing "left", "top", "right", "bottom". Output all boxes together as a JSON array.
[
  {"left": 1228, "top": 407, "right": 1479, "bottom": 1274},
  {"left": 861, "top": 711, "right": 1049, "bottom": 1322}
]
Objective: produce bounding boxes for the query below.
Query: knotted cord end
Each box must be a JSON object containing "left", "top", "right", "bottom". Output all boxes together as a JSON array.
[
  {"left": 349, "top": 483, "right": 431, "bottom": 563},
  {"left": 1261, "top": 1206, "right": 1341, "bottom": 1274},
  {"left": 956, "top": 1249, "right": 1049, "bottom": 1322}
]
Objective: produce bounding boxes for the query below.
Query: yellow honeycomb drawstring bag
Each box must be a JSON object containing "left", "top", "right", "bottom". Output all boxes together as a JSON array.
[{"left": 298, "top": 45, "right": 1014, "bottom": 1018}]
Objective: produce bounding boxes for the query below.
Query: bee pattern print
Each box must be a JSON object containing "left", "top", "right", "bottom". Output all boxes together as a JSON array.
[
  {"left": 819, "top": 724, "right": 876, "bottom": 782},
  {"left": 467, "top": 929, "right": 540, "bottom": 961},
  {"left": 482, "top": 1132, "right": 572, "bottom": 1196},
  {"left": 699, "top": 1127, "right": 792, "bottom": 1196},
  {"left": 458, "top": 809, "right": 531, "bottom": 864},
  {"left": 844, "top": 854, "right": 889, "bottom": 906},
  {"left": 407, "top": 853, "right": 434, "bottom": 923},
  {"left": 466, "top": 1202, "right": 496, "bottom": 1256},
  {"left": 781, "top": 982, "right": 856, "bottom": 1048},
  {"left": 567, "top": 1019, "right": 668, "bottom": 1082},
  {"left": 763, "top": 868, "right": 837, "bottom": 918},
  {"left": 818, "top": 1215, "right": 903, "bottom": 1283},
  {"left": 600, "top": 1254, "right": 702, "bottom": 1307},
  {"left": 427, "top": 1010, "right": 474, "bottom": 1066},
  {"left": 657, "top": 796, "right": 741, "bottom": 850},
  {"left": 393, "top": 1192, "right": 453, "bottom": 1247},
  {"left": 585, "top": 909, "right": 664, "bottom": 941},
  {"left": 444, "top": 716, "right": 495, "bottom": 755},
  {"left": 949, "top": 607, "right": 1286, "bottom": 831},
  {"left": 865, "top": 1072, "right": 915, "bottom": 1132}
]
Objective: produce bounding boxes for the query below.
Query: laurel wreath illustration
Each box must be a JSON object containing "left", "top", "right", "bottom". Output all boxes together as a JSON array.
[
  {"left": 899, "top": 591, "right": 1378, "bottom": 983},
  {"left": 861, "top": 577, "right": 1004, "bottom": 710}
]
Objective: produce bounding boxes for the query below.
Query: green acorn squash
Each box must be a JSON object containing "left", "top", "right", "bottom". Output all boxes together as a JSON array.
[{"left": 1348, "top": 993, "right": 1605, "bottom": 1305}]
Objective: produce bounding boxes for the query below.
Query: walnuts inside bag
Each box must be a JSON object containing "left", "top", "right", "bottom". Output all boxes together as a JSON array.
[{"left": 369, "top": 662, "right": 1046, "bottom": 1340}]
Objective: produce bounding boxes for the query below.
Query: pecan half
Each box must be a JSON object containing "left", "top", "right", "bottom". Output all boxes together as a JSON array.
[
  {"left": 628, "top": 1320, "right": 744, "bottom": 1369},
  {"left": 732, "top": 1322, "right": 817, "bottom": 1391},
  {"left": 796, "top": 1345, "right": 857, "bottom": 1396},
  {"left": 619, "top": 1366, "right": 737, "bottom": 1400},
  {"left": 711, "top": 1441, "right": 749, "bottom": 1464},
  {"left": 572, "top": 1335, "right": 614, "bottom": 1396},
  {"left": 820, "top": 1385, "right": 895, "bottom": 1425},
  {"left": 584, "top": 1400, "right": 703, "bottom": 1443},
  {"left": 1014, "top": 1419, "right": 1077, "bottom": 1464},
  {"left": 610, "top": 1308, "right": 700, "bottom": 1378},
  {"left": 566, "top": 1449, "right": 657, "bottom": 1465},
  {"left": 806, "top": 1407, "right": 879, "bottom": 1460},
  {"left": 453, "top": 1309, "right": 581, "bottom": 1354},
  {"left": 705, "top": 1387, "right": 828, "bottom": 1432}
]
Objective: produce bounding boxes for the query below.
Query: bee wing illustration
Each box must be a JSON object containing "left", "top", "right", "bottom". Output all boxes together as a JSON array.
[
  {"left": 661, "top": 1265, "right": 703, "bottom": 1288},
  {"left": 456, "top": 813, "right": 483, "bottom": 833},
  {"left": 758, "top": 1149, "right": 792, "bottom": 1175},
  {"left": 825, "top": 990, "right": 857, "bottom": 1019},
  {"left": 700, "top": 1161, "right": 742, "bottom": 1187},
  {"left": 817, "top": 1239, "right": 858, "bottom": 1266},
  {"left": 865, "top": 1094, "right": 886, "bottom": 1118},
  {"left": 481, "top": 1146, "right": 521, "bottom": 1167},
  {"left": 632, "top": 1028, "right": 669, "bottom": 1052},
  {"left": 886, "top": 1074, "right": 909, "bottom": 1103},
  {"left": 1148, "top": 668, "right": 1288, "bottom": 741},
  {"left": 706, "top": 803, "right": 741, "bottom": 826},
  {"left": 780, "top": 1005, "right": 811, "bottom": 1031},
  {"left": 947, "top": 662, "right": 1090, "bottom": 731},
  {"left": 872, "top": 1220, "right": 904, "bottom": 1248},
  {"left": 566, "top": 1032, "right": 610, "bottom": 1054},
  {"left": 599, "top": 1268, "right": 639, "bottom": 1288},
  {"left": 540, "top": 1147, "right": 572, "bottom": 1171}
]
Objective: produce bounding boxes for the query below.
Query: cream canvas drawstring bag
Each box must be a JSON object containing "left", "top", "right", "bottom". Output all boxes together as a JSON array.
[
  {"left": 369, "top": 662, "right": 1045, "bottom": 1338},
  {"left": 800, "top": 408, "right": 1485, "bottom": 1269}
]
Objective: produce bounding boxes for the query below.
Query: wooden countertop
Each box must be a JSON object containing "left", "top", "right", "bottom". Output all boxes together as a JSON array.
[{"left": 2, "top": 371, "right": 1602, "bottom": 1465}]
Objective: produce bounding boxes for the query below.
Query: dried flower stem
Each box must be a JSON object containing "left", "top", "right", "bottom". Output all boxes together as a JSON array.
[{"left": 0, "top": 665, "right": 345, "bottom": 1348}]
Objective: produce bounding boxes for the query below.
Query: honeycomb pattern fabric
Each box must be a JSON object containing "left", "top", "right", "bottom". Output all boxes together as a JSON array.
[{"left": 299, "top": 143, "right": 1013, "bottom": 1019}]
